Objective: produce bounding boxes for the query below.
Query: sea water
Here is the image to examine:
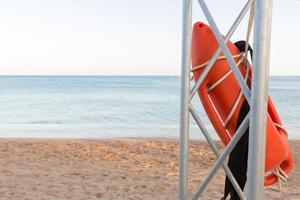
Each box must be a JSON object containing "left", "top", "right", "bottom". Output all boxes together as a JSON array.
[{"left": 0, "top": 76, "right": 299, "bottom": 139}]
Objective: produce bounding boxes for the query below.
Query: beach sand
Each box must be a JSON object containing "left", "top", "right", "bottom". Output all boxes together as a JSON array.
[{"left": 0, "top": 138, "right": 299, "bottom": 200}]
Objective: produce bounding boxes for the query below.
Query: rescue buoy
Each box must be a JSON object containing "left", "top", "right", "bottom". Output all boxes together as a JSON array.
[{"left": 191, "top": 22, "right": 293, "bottom": 186}]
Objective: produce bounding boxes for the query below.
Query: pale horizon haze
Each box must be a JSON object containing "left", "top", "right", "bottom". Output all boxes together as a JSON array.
[{"left": 0, "top": 0, "right": 299, "bottom": 76}]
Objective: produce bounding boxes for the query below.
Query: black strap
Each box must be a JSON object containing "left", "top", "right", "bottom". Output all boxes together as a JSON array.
[{"left": 223, "top": 41, "right": 252, "bottom": 200}]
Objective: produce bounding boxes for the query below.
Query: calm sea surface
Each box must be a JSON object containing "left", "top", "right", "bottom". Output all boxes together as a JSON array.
[{"left": 0, "top": 76, "right": 299, "bottom": 139}]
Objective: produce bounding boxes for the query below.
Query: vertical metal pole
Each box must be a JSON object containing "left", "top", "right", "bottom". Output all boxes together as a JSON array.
[
  {"left": 247, "top": 0, "right": 273, "bottom": 199},
  {"left": 179, "top": 0, "right": 192, "bottom": 199}
]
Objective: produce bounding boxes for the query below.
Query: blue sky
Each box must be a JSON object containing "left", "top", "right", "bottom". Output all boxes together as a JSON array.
[{"left": 0, "top": 0, "right": 299, "bottom": 75}]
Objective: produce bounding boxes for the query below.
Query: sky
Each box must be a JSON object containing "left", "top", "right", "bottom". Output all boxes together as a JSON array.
[{"left": 0, "top": 0, "right": 299, "bottom": 76}]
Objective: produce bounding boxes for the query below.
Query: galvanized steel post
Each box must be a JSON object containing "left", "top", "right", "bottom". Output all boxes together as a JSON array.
[
  {"left": 247, "top": 0, "right": 273, "bottom": 199},
  {"left": 179, "top": 0, "right": 192, "bottom": 199}
]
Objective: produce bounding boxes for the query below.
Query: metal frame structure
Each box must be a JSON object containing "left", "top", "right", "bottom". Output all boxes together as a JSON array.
[{"left": 179, "top": 0, "right": 273, "bottom": 199}]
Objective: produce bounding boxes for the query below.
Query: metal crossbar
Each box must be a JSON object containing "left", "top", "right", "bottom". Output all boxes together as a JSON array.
[
  {"left": 190, "top": 0, "right": 253, "bottom": 99},
  {"left": 189, "top": 105, "right": 246, "bottom": 199},
  {"left": 197, "top": 0, "right": 251, "bottom": 103},
  {"left": 191, "top": 115, "right": 249, "bottom": 200},
  {"left": 179, "top": 0, "right": 273, "bottom": 199}
]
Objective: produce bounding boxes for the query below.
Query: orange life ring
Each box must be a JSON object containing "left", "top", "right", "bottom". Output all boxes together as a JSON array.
[{"left": 191, "top": 22, "right": 293, "bottom": 186}]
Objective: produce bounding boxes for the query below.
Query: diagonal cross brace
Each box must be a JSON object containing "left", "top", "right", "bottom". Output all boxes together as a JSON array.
[
  {"left": 190, "top": 0, "right": 253, "bottom": 100},
  {"left": 188, "top": 3, "right": 253, "bottom": 198},
  {"left": 196, "top": 0, "right": 252, "bottom": 103},
  {"left": 189, "top": 105, "right": 246, "bottom": 200},
  {"left": 191, "top": 115, "right": 250, "bottom": 200}
]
